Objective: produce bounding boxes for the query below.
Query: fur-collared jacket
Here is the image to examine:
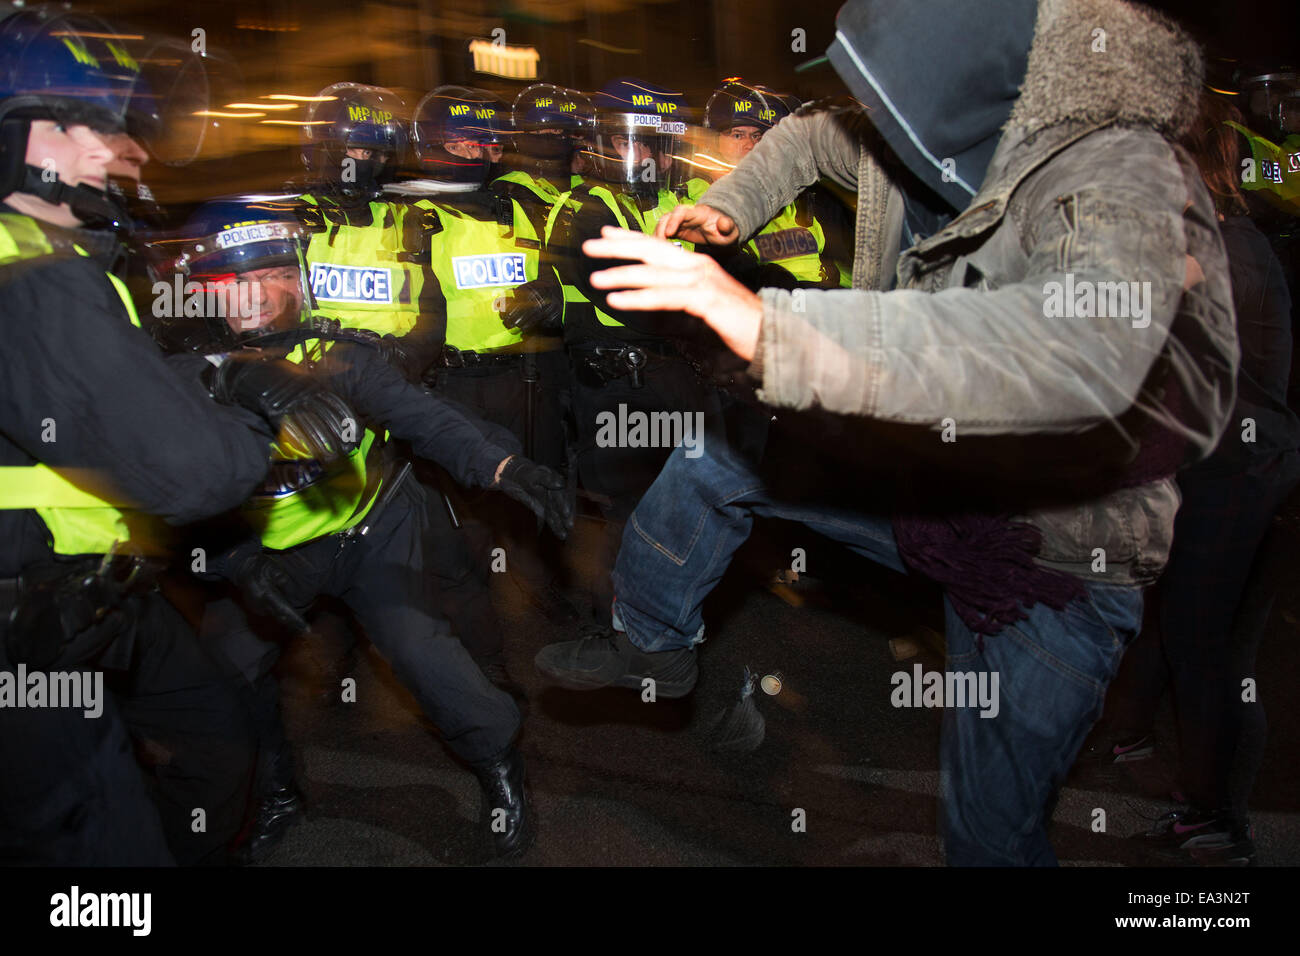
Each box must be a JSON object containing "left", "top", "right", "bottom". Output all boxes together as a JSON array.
[{"left": 702, "top": 0, "right": 1239, "bottom": 586}]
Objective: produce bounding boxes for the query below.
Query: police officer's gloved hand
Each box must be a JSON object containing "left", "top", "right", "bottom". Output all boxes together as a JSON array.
[
  {"left": 6, "top": 560, "right": 139, "bottom": 670},
  {"left": 501, "top": 277, "right": 563, "bottom": 335},
  {"left": 308, "top": 316, "right": 343, "bottom": 337},
  {"left": 152, "top": 316, "right": 224, "bottom": 355},
  {"left": 233, "top": 551, "right": 310, "bottom": 633},
  {"left": 377, "top": 333, "right": 414, "bottom": 372},
  {"left": 494, "top": 456, "right": 574, "bottom": 540},
  {"left": 206, "top": 355, "right": 359, "bottom": 464}
]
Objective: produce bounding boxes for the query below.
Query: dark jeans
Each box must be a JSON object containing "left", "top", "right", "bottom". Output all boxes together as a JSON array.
[
  {"left": 202, "top": 477, "right": 519, "bottom": 775},
  {"left": 1108, "top": 450, "right": 1300, "bottom": 819},
  {"left": 0, "top": 591, "right": 253, "bottom": 865},
  {"left": 611, "top": 439, "right": 1144, "bottom": 865},
  {"left": 570, "top": 349, "right": 724, "bottom": 621}
]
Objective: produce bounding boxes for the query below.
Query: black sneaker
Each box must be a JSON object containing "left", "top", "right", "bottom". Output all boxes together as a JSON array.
[
  {"left": 1085, "top": 729, "right": 1155, "bottom": 765},
  {"left": 1104, "top": 732, "right": 1156, "bottom": 763},
  {"left": 533, "top": 624, "right": 698, "bottom": 697}
]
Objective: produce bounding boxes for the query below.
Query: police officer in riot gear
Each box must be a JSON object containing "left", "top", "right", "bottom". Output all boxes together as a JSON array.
[
  {"left": 544, "top": 78, "right": 725, "bottom": 624},
  {"left": 497, "top": 83, "right": 592, "bottom": 220},
  {"left": 0, "top": 7, "right": 358, "bottom": 865},
  {"left": 392, "top": 85, "right": 579, "bottom": 630},
  {"left": 154, "top": 197, "right": 572, "bottom": 862},
  {"left": 491, "top": 82, "right": 584, "bottom": 446},
  {"left": 567, "top": 88, "right": 598, "bottom": 186},
  {"left": 294, "top": 82, "right": 444, "bottom": 377},
  {"left": 293, "top": 80, "right": 522, "bottom": 709},
  {"left": 694, "top": 80, "right": 853, "bottom": 289}
]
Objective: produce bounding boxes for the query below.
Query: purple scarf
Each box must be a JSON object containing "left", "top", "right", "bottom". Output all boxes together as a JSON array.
[{"left": 893, "top": 378, "right": 1190, "bottom": 637}]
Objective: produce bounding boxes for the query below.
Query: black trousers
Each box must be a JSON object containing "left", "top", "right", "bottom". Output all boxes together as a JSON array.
[
  {"left": 0, "top": 591, "right": 253, "bottom": 865},
  {"left": 429, "top": 350, "right": 571, "bottom": 472},
  {"left": 569, "top": 353, "right": 722, "bottom": 518},
  {"left": 418, "top": 474, "right": 509, "bottom": 660},
  {"left": 1108, "top": 450, "right": 1300, "bottom": 818},
  {"left": 202, "top": 476, "right": 520, "bottom": 784},
  {"left": 429, "top": 351, "right": 573, "bottom": 615}
]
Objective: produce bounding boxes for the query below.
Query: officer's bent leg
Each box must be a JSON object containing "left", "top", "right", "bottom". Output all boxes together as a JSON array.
[
  {"left": 337, "top": 480, "right": 519, "bottom": 763},
  {"left": 119, "top": 592, "right": 256, "bottom": 865},
  {"left": 199, "top": 593, "right": 295, "bottom": 799}
]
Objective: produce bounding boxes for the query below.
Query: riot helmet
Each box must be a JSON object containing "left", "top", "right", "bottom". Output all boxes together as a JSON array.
[
  {"left": 589, "top": 78, "right": 690, "bottom": 195},
  {"left": 0, "top": 7, "right": 164, "bottom": 231},
  {"left": 301, "top": 82, "right": 406, "bottom": 202},
  {"left": 704, "top": 80, "right": 789, "bottom": 169},
  {"left": 410, "top": 85, "right": 506, "bottom": 188},
  {"left": 150, "top": 196, "right": 311, "bottom": 352},
  {"left": 512, "top": 83, "right": 590, "bottom": 172}
]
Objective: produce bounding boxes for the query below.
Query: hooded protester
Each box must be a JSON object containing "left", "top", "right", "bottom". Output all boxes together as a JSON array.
[{"left": 534, "top": 0, "right": 1238, "bottom": 866}]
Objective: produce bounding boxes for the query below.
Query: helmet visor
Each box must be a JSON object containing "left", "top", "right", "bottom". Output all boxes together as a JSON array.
[
  {"left": 590, "top": 111, "right": 684, "bottom": 190},
  {"left": 166, "top": 217, "right": 312, "bottom": 339}
]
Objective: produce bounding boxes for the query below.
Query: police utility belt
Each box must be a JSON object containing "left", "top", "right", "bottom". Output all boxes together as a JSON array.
[
  {"left": 569, "top": 340, "right": 682, "bottom": 389},
  {"left": 439, "top": 345, "right": 532, "bottom": 369},
  {"left": 439, "top": 337, "right": 563, "bottom": 369}
]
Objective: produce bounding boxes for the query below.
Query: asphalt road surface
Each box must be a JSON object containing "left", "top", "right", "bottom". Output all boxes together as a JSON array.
[{"left": 260, "top": 512, "right": 1300, "bottom": 867}]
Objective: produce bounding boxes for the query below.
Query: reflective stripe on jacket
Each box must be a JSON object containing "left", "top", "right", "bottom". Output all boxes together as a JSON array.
[{"left": 0, "top": 213, "right": 155, "bottom": 556}]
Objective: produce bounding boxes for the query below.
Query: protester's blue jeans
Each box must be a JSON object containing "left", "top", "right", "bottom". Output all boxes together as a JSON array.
[{"left": 612, "top": 441, "right": 1144, "bottom": 865}]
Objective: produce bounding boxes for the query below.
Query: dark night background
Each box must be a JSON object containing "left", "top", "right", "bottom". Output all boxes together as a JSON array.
[{"left": 69, "top": 0, "right": 1299, "bottom": 202}]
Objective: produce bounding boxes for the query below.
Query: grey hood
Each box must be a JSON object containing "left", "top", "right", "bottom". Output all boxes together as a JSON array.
[{"left": 826, "top": 0, "right": 1038, "bottom": 211}]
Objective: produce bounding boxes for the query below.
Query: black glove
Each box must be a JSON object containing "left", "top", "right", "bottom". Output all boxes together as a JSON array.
[
  {"left": 152, "top": 316, "right": 225, "bottom": 355},
  {"left": 207, "top": 355, "right": 360, "bottom": 464},
  {"left": 306, "top": 315, "right": 344, "bottom": 339},
  {"left": 501, "top": 277, "right": 563, "bottom": 335},
  {"left": 233, "top": 551, "right": 309, "bottom": 633},
  {"left": 495, "top": 456, "right": 574, "bottom": 540},
  {"left": 6, "top": 550, "right": 155, "bottom": 669},
  {"left": 377, "top": 333, "right": 415, "bottom": 372}
]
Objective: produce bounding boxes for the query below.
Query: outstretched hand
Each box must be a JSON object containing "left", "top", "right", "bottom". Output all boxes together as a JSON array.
[
  {"left": 654, "top": 203, "right": 740, "bottom": 245},
  {"left": 585, "top": 226, "right": 763, "bottom": 362}
]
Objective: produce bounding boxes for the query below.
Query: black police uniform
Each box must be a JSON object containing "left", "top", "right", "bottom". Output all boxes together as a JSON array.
[
  {"left": 547, "top": 188, "right": 727, "bottom": 620},
  {"left": 195, "top": 335, "right": 525, "bottom": 797},
  {"left": 552, "top": 189, "right": 726, "bottom": 505},
  {"left": 396, "top": 82, "right": 576, "bottom": 631},
  {"left": 0, "top": 213, "right": 276, "bottom": 864},
  {"left": 409, "top": 185, "right": 576, "bottom": 627}
]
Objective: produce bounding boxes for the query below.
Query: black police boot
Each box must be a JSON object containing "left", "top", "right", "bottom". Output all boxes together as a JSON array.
[
  {"left": 471, "top": 747, "right": 534, "bottom": 861},
  {"left": 534, "top": 624, "right": 698, "bottom": 697},
  {"left": 231, "top": 783, "right": 306, "bottom": 865}
]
